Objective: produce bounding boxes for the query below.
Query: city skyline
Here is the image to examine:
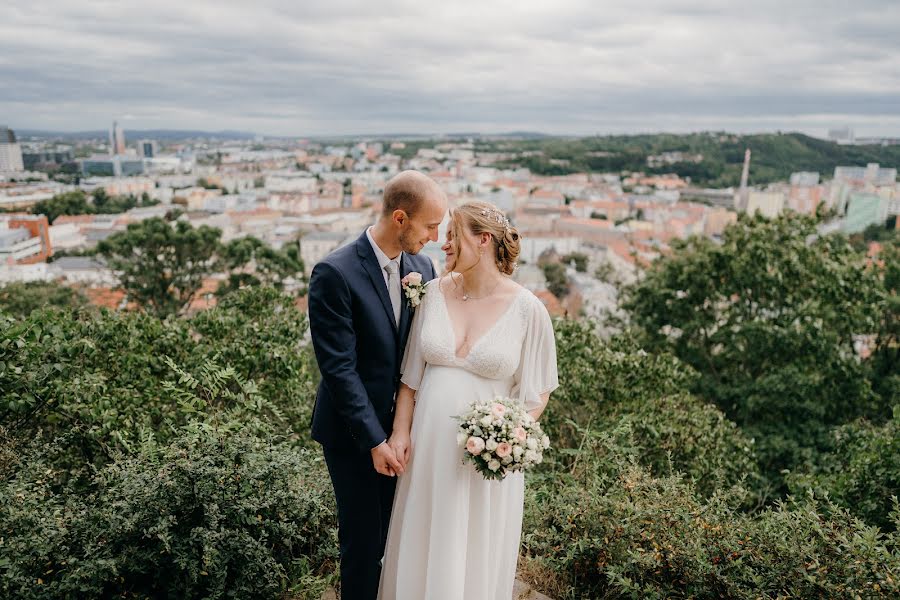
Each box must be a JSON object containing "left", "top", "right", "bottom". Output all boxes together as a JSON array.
[{"left": 3, "top": 0, "right": 900, "bottom": 137}]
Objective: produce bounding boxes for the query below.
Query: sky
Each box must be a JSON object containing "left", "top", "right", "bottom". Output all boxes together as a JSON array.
[{"left": 3, "top": 0, "right": 899, "bottom": 138}]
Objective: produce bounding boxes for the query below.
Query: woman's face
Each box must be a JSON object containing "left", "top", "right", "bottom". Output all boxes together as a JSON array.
[{"left": 441, "top": 216, "right": 481, "bottom": 272}]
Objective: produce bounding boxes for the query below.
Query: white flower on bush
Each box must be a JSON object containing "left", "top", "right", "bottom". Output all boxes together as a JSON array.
[
  {"left": 457, "top": 432, "right": 469, "bottom": 447},
  {"left": 480, "top": 415, "right": 494, "bottom": 428},
  {"left": 513, "top": 446, "right": 524, "bottom": 459},
  {"left": 488, "top": 459, "right": 501, "bottom": 471},
  {"left": 526, "top": 437, "right": 538, "bottom": 451},
  {"left": 486, "top": 438, "right": 499, "bottom": 452}
]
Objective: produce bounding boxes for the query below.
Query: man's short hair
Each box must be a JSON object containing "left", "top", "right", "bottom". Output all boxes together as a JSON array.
[{"left": 382, "top": 171, "right": 437, "bottom": 218}]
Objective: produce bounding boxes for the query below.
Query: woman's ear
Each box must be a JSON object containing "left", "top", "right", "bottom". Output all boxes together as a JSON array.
[{"left": 481, "top": 232, "right": 492, "bottom": 247}]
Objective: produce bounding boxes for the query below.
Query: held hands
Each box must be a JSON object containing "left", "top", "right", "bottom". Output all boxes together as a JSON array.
[
  {"left": 387, "top": 431, "right": 411, "bottom": 471},
  {"left": 371, "top": 441, "right": 404, "bottom": 477}
]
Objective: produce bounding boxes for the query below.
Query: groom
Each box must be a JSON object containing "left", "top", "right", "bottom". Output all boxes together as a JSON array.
[{"left": 308, "top": 170, "right": 447, "bottom": 600}]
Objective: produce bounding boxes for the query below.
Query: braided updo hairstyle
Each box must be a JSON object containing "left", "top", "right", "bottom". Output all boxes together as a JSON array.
[{"left": 450, "top": 201, "right": 520, "bottom": 275}]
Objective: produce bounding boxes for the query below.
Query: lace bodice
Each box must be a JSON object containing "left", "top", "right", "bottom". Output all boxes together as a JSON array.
[
  {"left": 425, "top": 282, "right": 530, "bottom": 379},
  {"left": 400, "top": 279, "right": 559, "bottom": 410}
]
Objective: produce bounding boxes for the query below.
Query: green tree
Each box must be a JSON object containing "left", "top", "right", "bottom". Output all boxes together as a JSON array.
[
  {"left": 561, "top": 252, "right": 589, "bottom": 273},
  {"left": 623, "top": 211, "right": 887, "bottom": 491},
  {"left": 97, "top": 218, "right": 222, "bottom": 317},
  {"left": 31, "top": 190, "right": 93, "bottom": 223},
  {"left": 0, "top": 282, "right": 89, "bottom": 318},
  {"left": 217, "top": 236, "right": 305, "bottom": 296},
  {"left": 541, "top": 262, "right": 569, "bottom": 298}
]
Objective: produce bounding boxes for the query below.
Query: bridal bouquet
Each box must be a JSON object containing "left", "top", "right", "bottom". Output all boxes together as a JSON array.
[{"left": 455, "top": 396, "right": 550, "bottom": 481}]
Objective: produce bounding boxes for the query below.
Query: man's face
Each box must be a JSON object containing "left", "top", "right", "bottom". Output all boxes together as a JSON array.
[{"left": 399, "top": 195, "right": 446, "bottom": 255}]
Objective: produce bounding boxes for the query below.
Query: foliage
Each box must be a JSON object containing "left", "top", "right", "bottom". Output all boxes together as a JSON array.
[
  {"left": 522, "top": 425, "right": 900, "bottom": 599},
  {"left": 97, "top": 218, "right": 222, "bottom": 317},
  {"left": 216, "top": 236, "right": 305, "bottom": 296},
  {"left": 560, "top": 252, "right": 588, "bottom": 273},
  {"left": 0, "top": 281, "right": 89, "bottom": 318},
  {"left": 622, "top": 211, "right": 888, "bottom": 491},
  {"left": 0, "top": 420, "right": 337, "bottom": 599},
  {"left": 31, "top": 190, "right": 92, "bottom": 223},
  {"left": 485, "top": 131, "right": 900, "bottom": 187},
  {"left": 789, "top": 407, "right": 900, "bottom": 531},
  {"left": 541, "top": 262, "right": 569, "bottom": 298},
  {"left": 30, "top": 189, "right": 158, "bottom": 223},
  {"left": 0, "top": 287, "right": 316, "bottom": 472},
  {"left": 549, "top": 321, "right": 756, "bottom": 497}
]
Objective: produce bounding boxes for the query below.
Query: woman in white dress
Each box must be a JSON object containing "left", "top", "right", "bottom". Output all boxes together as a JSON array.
[{"left": 378, "top": 201, "right": 559, "bottom": 600}]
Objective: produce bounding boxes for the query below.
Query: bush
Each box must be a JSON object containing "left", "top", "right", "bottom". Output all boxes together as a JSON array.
[
  {"left": 549, "top": 320, "right": 697, "bottom": 451},
  {"left": 0, "top": 427, "right": 337, "bottom": 600},
  {"left": 616, "top": 393, "right": 759, "bottom": 498},
  {"left": 789, "top": 406, "right": 900, "bottom": 531},
  {"left": 0, "top": 287, "right": 317, "bottom": 473},
  {"left": 522, "top": 425, "right": 900, "bottom": 599}
]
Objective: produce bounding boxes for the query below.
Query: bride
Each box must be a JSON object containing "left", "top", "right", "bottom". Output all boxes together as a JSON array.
[{"left": 378, "top": 201, "right": 559, "bottom": 600}]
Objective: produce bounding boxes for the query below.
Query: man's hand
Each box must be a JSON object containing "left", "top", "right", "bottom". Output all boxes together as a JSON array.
[
  {"left": 371, "top": 441, "right": 403, "bottom": 476},
  {"left": 387, "top": 431, "right": 411, "bottom": 470}
]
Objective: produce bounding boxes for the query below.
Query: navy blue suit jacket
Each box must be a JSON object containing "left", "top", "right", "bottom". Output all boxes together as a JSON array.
[{"left": 308, "top": 230, "right": 438, "bottom": 452}]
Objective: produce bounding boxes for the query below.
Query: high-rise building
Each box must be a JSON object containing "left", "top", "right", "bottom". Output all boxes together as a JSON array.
[
  {"left": 110, "top": 121, "right": 126, "bottom": 155},
  {"left": 138, "top": 139, "right": 158, "bottom": 158},
  {"left": 843, "top": 193, "right": 888, "bottom": 234},
  {"left": 0, "top": 126, "right": 25, "bottom": 172}
]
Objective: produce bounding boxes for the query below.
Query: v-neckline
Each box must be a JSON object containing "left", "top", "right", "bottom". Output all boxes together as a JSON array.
[{"left": 437, "top": 280, "right": 526, "bottom": 361}]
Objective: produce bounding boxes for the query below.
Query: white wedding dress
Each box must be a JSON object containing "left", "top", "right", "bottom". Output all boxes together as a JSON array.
[{"left": 378, "top": 279, "right": 558, "bottom": 600}]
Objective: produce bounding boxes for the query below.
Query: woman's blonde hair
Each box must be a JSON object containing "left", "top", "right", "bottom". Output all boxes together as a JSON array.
[{"left": 448, "top": 201, "right": 520, "bottom": 276}]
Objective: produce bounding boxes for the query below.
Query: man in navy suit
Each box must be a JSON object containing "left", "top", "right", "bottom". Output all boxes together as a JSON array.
[{"left": 308, "top": 170, "right": 447, "bottom": 600}]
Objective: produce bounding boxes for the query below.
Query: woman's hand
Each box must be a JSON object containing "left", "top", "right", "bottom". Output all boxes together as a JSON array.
[{"left": 388, "top": 430, "right": 412, "bottom": 470}]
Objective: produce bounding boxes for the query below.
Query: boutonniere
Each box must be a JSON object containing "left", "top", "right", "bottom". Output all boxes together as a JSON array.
[{"left": 401, "top": 272, "right": 426, "bottom": 308}]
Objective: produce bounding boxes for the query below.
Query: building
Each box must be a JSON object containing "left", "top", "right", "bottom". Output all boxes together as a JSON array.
[
  {"left": 834, "top": 163, "right": 897, "bottom": 186},
  {"left": 299, "top": 231, "right": 354, "bottom": 275},
  {"left": 0, "top": 126, "right": 24, "bottom": 172},
  {"left": 790, "top": 172, "right": 820, "bottom": 186},
  {"left": 110, "top": 121, "right": 126, "bottom": 155},
  {"left": 746, "top": 191, "right": 785, "bottom": 219},
  {"left": 22, "top": 147, "right": 75, "bottom": 170},
  {"left": 138, "top": 139, "right": 158, "bottom": 158},
  {"left": 81, "top": 155, "right": 144, "bottom": 177},
  {"left": 0, "top": 214, "right": 51, "bottom": 264},
  {"left": 843, "top": 193, "right": 888, "bottom": 234}
]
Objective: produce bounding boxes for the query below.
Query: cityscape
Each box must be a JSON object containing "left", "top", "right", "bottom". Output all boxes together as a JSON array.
[{"left": 1, "top": 122, "right": 898, "bottom": 325}]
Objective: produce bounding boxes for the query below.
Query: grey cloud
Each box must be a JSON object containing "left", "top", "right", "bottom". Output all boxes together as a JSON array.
[{"left": 2, "top": 0, "right": 899, "bottom": 136}]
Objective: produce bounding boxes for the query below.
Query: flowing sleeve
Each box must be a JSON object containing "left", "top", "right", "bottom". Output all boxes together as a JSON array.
[
  {"left": 511, "top": 295, "right": 559, "bottom": 411},
  {"left": 400, "top": 282, "right": 431, "bottom": 392}
]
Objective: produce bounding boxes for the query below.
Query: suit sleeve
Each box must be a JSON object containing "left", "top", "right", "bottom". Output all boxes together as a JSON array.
[{"left": 308, "top": 261, "right": 387, "bottom": 451}]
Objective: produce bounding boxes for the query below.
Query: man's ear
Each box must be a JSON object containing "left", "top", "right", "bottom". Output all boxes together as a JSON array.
[{"left": 392, "top": 209, "right": 407, "bottom": 226}]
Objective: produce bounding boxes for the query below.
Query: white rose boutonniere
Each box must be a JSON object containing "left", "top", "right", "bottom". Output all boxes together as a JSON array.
[{"left": 401, "top": 272, "right": 426, "bottom": 308}]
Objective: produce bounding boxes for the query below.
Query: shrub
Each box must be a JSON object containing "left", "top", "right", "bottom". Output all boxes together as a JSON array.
[
  {"left": 789, "top": 406, "right": 900, "bottom": 531},
  {"left": 522, "top": 425, "right": 900, "bottom": 599}
]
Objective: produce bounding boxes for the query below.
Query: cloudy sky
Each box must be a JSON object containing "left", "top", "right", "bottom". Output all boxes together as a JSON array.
[{"left": 3, "top": 0, "right": 899, "bottom": 137}]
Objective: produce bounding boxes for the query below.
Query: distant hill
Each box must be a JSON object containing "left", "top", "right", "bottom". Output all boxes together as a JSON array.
[
  {"left": 17, "top": 129, "right": 258, "bottom": 141},
  {"left": 477, "top": 132, "right": 900, "bottom": 187}
]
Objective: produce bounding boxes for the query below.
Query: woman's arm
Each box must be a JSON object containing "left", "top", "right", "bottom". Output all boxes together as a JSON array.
[
  {"left": 527, "top": 391, "right": 551, "bottom": 422},
  {"left": 388, "top": 383, "right": 417, "bottom": 469}
]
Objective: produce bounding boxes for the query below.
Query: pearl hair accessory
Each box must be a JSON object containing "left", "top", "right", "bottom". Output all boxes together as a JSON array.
[{"left": 480, "top": 208, "right": 511, "bottom": 231}]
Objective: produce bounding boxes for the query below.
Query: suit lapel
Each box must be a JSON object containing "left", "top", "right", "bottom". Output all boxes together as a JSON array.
[{"left": 356, "top": 234, "right": 398, "bottom": 334}]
